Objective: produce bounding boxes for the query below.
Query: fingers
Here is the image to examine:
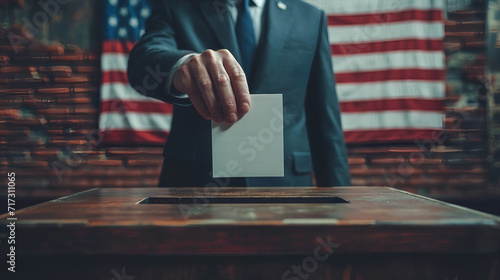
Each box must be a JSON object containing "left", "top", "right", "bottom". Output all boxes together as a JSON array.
[
  {"left": 223, "top": 56, "right": 251, "bottom": 118},
  {"left": 173, "top": 65, "right": 211, "bottom": 120},
  {"left": 173, "top": 49, "right": 251, "bottom": 123},
  {"left": 189, "top": 55, "right": 224, "bottom": 122},
  {"left": 188, "top": 88, "right": 211, "bottom": 121},
  {"left": 205, "top": 50, "right": 238, "bottom": 123}
]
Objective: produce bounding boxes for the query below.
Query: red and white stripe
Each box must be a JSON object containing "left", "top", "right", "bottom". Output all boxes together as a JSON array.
[
  {"left": 99, "top": 40, "right": 173, "bottom": 145},
  {"left": 306, "top": 0, "right": 445, "bottom": 143}
]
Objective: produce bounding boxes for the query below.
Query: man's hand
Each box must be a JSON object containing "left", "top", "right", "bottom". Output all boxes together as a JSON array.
[{"left": 173, "top": 49, "right": 251, "bottom": 123}]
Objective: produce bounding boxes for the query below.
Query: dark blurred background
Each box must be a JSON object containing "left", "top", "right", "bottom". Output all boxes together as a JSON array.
[{"left": 0, "top": 0, "right": 499, "bottom": 215}]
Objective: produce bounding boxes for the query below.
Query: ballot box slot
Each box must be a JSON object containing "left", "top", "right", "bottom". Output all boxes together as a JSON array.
[{"left": 138, "top": 196, "right": 349, "bottom": 204}]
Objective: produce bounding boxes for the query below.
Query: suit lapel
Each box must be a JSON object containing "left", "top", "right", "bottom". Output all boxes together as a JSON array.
[
  {"left": 200, "top": 0, "right": 242, "bottom": 63},
  {"left": 250, "top": 0, "right": 294, "bottom": 88}
]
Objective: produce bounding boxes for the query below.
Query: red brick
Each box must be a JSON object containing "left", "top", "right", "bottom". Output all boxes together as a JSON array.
[
  {"left": 0, "top": 66, "right": 37, "bottom": 74},
  {"left": 73, "top": 66, "right": 97, "bottom": 73},
  {"left": 36, "top": 88, "right": 71, "bottom": 94},
  {"left": 0, "top": 55, "right": 9, "bottom": 63},
  {"left": 348, "top": 147, "right": 388, "bottom": 154},
  {"left": 409, "top": 176, "right": 445, "bottom": 187},
  {"left": 50, "top": 177, "right": 158, "bottom": 189},
  {"left": 86, "top": 159, "right": 123, "bottom": 166},
  {"left": 445, "top": 21, "right": 484, "bottom": 33},
  {"left": 429, "top": 146, "right": 465, "bottom": 153},
  {"left": 444, "top": 117, "right": 458, "bottom": 128},
  {"left": 14, "top": 177, "right": 52, "bottom": 188},
  {"left": 120, "top": 178, "right": 158, "bottom": 188},
  {"left": 387, "top": 168, "right": 424, "bottom": 176},
  {"left": 48, "top": 119, "right": 97, "bottom": 126},
  {"left": 0, "top": 88, "right": 34, "bottom": 95},
  {"left": 54, "top": 76, "right": 90, "bottom": 84},
  {"left": 50, "top": 134, "right": 94, "bottom": 142},
  {"left": 463, "top": 41, "right": 486, "bottom": 49},
  {"left": 121, "top": 153, "right": 163, "bottom": 160},
  {"left": 6, "top": 137, "right": 45, "bottom": 147},
  {"left": 0, "top": 109, "right": 20, "bottom": 118},
  {"left": 3, "top": 77, "right": 43, "bottom": 84},
  {"left": 74, "top": 106, "right": 97, "bottom": 114},
  {"left": 37, "top": 106, "right": 74, "bottom": 115},
  {"left": 50, "top": 139, "right": 91, "bottom": 146},
  {"left": 349, "top": 167, "right": 386, "bottom": 176},
  {"left": 28, "top": 44, "right": 65, "bottom": 56},
  {"left": 68, "top": 166, "right": 160, "bottom": 177},
  {"left": 49, "top": 54, "right": 84, "bottom": 62},
  {"left": 38, "top": 66, "right": 72, "bottom": 77},
  {"left": 73, "top": 87, "right": 98, "bottom": 93},
  {"left": 11, "top": 160, "right": 49, "bottom": 168},
  {"left": 386, "top": 147, "right": 424, "bottom": 153},
  {"left": 57, "top": 96, "right": 92, "bottom": 104},
  {"left": 444, "top": 32, "right": 485, "bottom": 43},
  {"left": 463, "top": 158, "right": 487, "bottom": 164},
  {"left": 0, "top": 44, "right": 26, "bottom": 53},
  {"left": 350, "top": 177, "right": 371, "bottom": 186},
  {"left": 427, "top": 168, "right": 488, "bottom": 175},
  {"left": 53, "top": 128, "right": 97, "bottom": 137},
  {"left": 45, "top": 129, "right": 62, "bottom": 136},
  {"left": 14, "top": 173, "right": 53, "bottom": 182},
  {"left": 31, "top": 149, "right": 62, "bottom": 159},
  {"left": 367, "top": 179, "right": 392, "bottom": 187},
  {"left": 409, "top": 158, "right": 442, "bottom": 165},
  {"left": 0, "top": 131, "right": 30, "bottom": 140},
  {"left": 48, "top": 113, "right": 96, "bottom": 120},
  {"left": 127, "top": 159, "right": 163, "bottom": 166},
  {"left": 370, "top": 157, "right": 405, "bottom": 165},
  {"left": 139, "top": 147, "right": 164, "bottom": 155},
  {"left": 86, "top": 53, "right": 99, "bottom": 60},
  {"left": 50, "top": 179, "right": 91, "bottom": 189},
  {"left": 348, "top": 157, "right": 365, "bottom": 165},
  {"left": 106, "top": 148, "right": 142, "bottom": 156},
  {"left": 445, "top": 107, "right": 482, "bottom": 115},
  {"left": 444, "top": 42, "right": 463, "bottom": 50},
  {"left": 446, "top": 177, "right": 487, "bottom": 187},
  {"left": 30, "top": 96, "right": 58, "bottom": 106},
  {"left": 448, "top": 10, "right": 485, "bottom": 21},
  {"left": 7, "top": 117, "right": 43, "bottom": 125}
]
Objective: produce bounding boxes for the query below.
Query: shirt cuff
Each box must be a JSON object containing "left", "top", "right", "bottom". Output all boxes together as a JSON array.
[{"left": 166, "top": 53, "right": 198, "bottom": 98}]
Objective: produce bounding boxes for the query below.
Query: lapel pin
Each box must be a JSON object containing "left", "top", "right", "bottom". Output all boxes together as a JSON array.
[{"left": 277, "top": 1, "right": 287, "bottom": 10}]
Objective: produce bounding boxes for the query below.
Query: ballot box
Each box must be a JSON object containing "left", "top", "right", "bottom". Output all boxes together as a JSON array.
[{"left": 1, "top": 187, "right": 499, "bottom": 279}]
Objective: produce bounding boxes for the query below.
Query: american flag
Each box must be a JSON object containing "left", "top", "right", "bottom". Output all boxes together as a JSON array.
[
  {"left": 99, "top": 0, "right": 172, "bottom": 145},
  {"left": 99, "top": 0, "right": 445, "bottom": 145},
  {"left": 306, "top": 0, "right": 445, "bottom": 143}
]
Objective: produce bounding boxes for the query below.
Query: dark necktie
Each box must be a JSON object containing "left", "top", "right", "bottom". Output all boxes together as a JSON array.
[{"left": 235, "top": 0, "right": 256, "bottom": 76}]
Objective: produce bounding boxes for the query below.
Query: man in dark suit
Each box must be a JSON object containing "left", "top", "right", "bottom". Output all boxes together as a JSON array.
[{"left": 127, "top": 0, "right": 350, "bottom": 187}]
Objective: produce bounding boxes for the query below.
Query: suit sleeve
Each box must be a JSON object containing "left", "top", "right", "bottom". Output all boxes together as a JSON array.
[
  {"left": 305, "top": 11, "right": 351, "bottom": 187},
  {"left": 127, "top": 0, "right": 193, "bottom": 105}
]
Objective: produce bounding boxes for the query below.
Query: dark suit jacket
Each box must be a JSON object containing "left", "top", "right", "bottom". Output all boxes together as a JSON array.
[{"left": 128, "top": 0, "right": 351, "bottom": 187}]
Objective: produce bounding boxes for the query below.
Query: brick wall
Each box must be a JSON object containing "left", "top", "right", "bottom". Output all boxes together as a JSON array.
[
  {"left": 486, "top": 0, "right": 500, "bottom": 185},
  {"left": 0, "top": 9, "right": 498, "bottom": 207}
]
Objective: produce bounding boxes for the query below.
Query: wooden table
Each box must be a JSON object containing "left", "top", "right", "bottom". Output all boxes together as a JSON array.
[{"left": 1, "top": 187, "right": 499, "bottom": 279}]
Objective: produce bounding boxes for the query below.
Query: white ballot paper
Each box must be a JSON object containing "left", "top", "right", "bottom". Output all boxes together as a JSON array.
[{"left": 212, "top": 94, "right": 284, "bottom": 178}]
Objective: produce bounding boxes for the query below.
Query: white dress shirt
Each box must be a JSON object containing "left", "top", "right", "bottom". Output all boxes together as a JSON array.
[{"left": 166, "top": 0, "right": 267, "bottom": 97}]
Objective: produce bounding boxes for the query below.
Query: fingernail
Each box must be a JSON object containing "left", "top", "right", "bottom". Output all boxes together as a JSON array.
[
  {"left": 241, "top": 102, "right": 250, "bottom": 113},
  {"left": 228, "top": 113, "right": 237, "bottom": 123}
]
